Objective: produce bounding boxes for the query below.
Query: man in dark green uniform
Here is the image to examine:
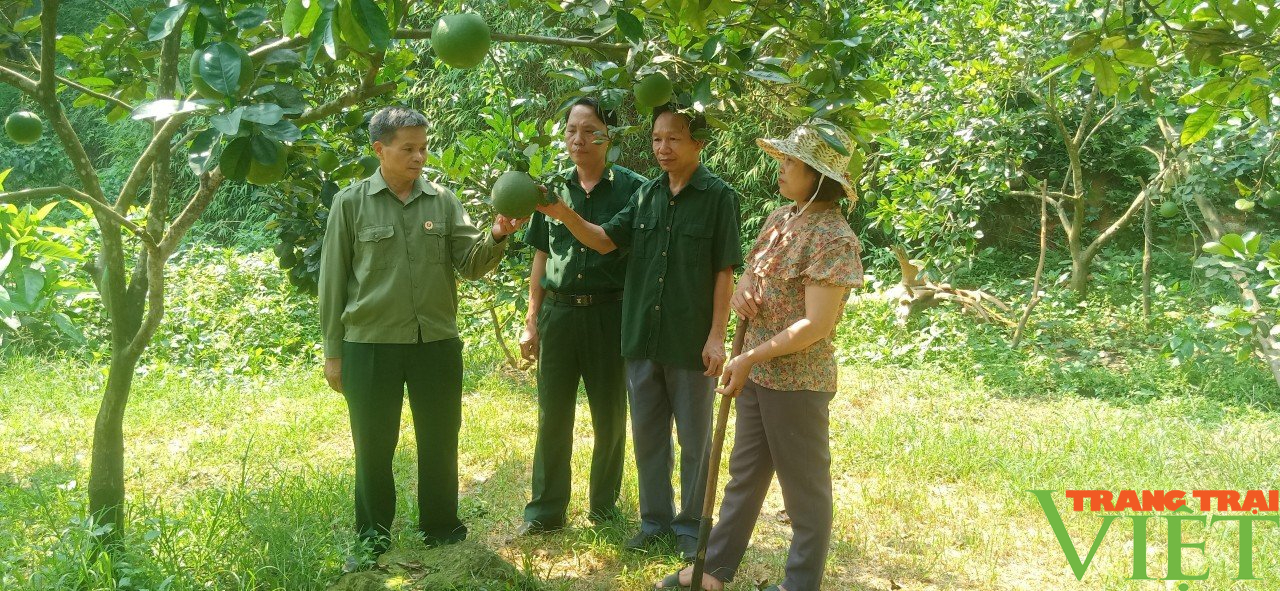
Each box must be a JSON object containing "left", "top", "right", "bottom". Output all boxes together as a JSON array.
[
  {"left": 517, "top": 98, "right": 647, "bottom": 534},
  {"left": 536, "top": 104, "right": 742, "bottom": 559},
  {"left": 319, "top": 106, "right": 526, "bottom": 558}
]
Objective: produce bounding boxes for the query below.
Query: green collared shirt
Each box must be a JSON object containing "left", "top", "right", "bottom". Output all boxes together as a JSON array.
[
  {"left": 525, "top": 164, "right": 647, "bottom": 294},
  {"left": 601, "top": 164, "right": 743, "bottom": 370},
  {"left": 319, "top": 171, "right": 507, "bottom": 358}
]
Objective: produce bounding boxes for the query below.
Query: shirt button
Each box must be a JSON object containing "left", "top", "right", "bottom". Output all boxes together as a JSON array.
[
  {"left": 662, "top": 251, "right": 667, "bottom": 256},
  {"left": 654, "top": 305, "right": 660, "bottom": 311},
  {"left": 409, "top": 256, "right": 416, "bottom": 262},
  {"left": 579, "top": 247, "right": 585, "bottom": 252},
  {"left": 669, "top": 200, "right": 675, "bottom": 206},
  {"left": 658, "top": 277, "right": 664, "bottom": 282},
  {"left": 577, "top": 273, "right": 583, "bottom": 279}
]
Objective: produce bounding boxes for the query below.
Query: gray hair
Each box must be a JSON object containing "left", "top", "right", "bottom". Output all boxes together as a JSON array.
[{"left": 368, "top": 106, "right": 428, "bottom": 144}]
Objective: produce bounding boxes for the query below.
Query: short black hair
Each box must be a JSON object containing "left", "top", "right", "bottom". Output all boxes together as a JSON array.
[
  {"left": 369, "top": 106, "right": 428, "bottom": 144},
  {"left": 650, "top": 103, "right": 706, "bottom": 139},
  {"left": 563, "top": 96, "right": 617, "bottom": 128}
]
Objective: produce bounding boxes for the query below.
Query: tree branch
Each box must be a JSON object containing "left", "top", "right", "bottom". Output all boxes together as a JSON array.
[
  {"left": 0, "top": 60, "right": 133, "bottom": 112},
  {"left": 159, "top": 171, "right": 225, "bottom": 255},
  {"left": 116, "top": 114, "right": 191, "bottom": 213},
  {"left": 1079, "top": 101, "right": 1121, "bottom": 149},
  {"left": 0, "top": 186, "right": 152, "bottom": 243},
  {"left": 0, "top": 62, "right": 37, "bottom": 94},
  {"left": 297, "top": 80, "right": 397, "bottom": 126},
  {"left": 38, "top": 0, "right": 59, "bottom": 99},
  {"left": 1082, "top": 179, "right": 1153, "bottom": 263},
  {"left": 395, "top": 28, "right": 629, "bottom": 57}
]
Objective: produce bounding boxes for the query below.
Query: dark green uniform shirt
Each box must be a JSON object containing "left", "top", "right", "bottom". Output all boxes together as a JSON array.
[
  {"left": 525, "top": 164, "right": 647, "bottom": 294},
  {"left": 601, "top": 164, "right": 742, "bottom": 371},
  {"left": 319, "top": 171, "right": 507, "bottom": 358}
]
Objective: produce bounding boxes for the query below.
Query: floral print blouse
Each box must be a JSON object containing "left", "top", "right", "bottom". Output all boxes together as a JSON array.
[{"left": 742, "top": 204, "right": 864, "bottom": 393}]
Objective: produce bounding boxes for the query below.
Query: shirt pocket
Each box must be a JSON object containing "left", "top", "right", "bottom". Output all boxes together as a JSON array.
[
  {"left": 422, "top": 224, "right": 449, "bottom": 264},
  {"left": 632, "top": 215, "right": 660, "bottom": 259},
  {"left": 357, "top": 224, "right": 395, "bottom": 271},
  {"left": 675, "top": 223, "right": 711, "bottom": 263}
]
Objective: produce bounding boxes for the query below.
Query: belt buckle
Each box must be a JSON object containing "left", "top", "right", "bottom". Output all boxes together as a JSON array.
[{"left": 572, "top": 294, "right": 590, "bottom": 306}]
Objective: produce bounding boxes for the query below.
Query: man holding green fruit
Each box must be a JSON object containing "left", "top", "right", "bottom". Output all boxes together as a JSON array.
[
  {"left": 318, "top": 106, "right": 526, "bottom": 558},
  {"left": 517, "top": 97, "right": 647, "bottom": 535}
]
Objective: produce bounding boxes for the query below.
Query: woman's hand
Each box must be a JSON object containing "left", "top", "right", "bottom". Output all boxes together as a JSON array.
[
  {"left": 730, "top": 274, "right": 761, "bottom": 319},
  {"left": 715, "top": 353, "right": 753, "bottom": 398}
]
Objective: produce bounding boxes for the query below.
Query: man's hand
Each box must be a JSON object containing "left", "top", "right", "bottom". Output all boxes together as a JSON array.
[
  {"left": 715, "top": 353, "right": 753, "bottom": 397},
  {"left": 519, "top": 321, "right": 539, "bottom": 362},
  {"left": 702, "top": 334, "right": 727, "bottom": 377},
  {"left": 534, "top": 199, "right": 573, "bottom": 221},
  {"left": 324, "top": 357, "right": 343, "bottom": 393},
  {"left": 492, "top": 214, "right": 528, "bottom": 239}
]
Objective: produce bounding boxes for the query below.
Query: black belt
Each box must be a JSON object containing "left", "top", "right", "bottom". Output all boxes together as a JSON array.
[{"left": 545, "top": 289, "right": 623, "bottom": 306}]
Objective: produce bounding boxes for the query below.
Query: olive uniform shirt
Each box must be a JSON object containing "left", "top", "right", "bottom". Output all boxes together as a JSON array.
[
  {"left": 601, "top": 164, "right": 742, "bottom": 371},
  {"left": 525, "top": 164, "right": 647, "bottom": 294},
  {"left": 319, "top": 171, "right": 507, "bottom": 358}
]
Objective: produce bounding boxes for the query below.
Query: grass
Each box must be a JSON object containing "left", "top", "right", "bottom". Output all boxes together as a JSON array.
[
  {"left": 3, "top": 247, "right": 1280, "bottom": 590},
  {"left": 3, "top": 323, "right": 1280, "bottom": 590}
]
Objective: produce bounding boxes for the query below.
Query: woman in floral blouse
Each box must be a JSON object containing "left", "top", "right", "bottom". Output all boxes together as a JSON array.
[{"left": 658, "top": 121, "right": 863, "bottom": 591}]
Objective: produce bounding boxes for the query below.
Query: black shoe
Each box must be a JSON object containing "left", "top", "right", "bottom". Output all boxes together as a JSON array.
[
  {"left": 516, "top": 520, "right": 564, "bottom": 536},
  {"left": 676, "top": 534, "right": 699, "bottom": 561},
  {"left": 624, "top": 528, "right": 674, "bottom": 552},
  {"left": 422, "top": 526, "right": 468, "bottom": 548}
]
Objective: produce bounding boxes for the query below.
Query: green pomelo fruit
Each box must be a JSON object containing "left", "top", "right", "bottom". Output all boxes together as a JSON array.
[
  {"left": 189, "top": 42, "right": 253, "bottom": 100},
  {"left": 491, "top": 171, "right": 542, "bottom": 218},
  {"left": 633, "top": 73, "right": 673, "bottom": 109},
  {"left": 318, "top": 151, "right": 341, "bottom": 173},
  {"left": 431, "top": 13, "right": 491, "bottom": 69},
  {"left": 246, "top": 143, "right": 289, "bottom": 186},
  {"left": 1159, "top": 201, "right": 1178, "bottom": 218},
  {"left": 5, "top": 111, "right": 42, "bottom": 144}
]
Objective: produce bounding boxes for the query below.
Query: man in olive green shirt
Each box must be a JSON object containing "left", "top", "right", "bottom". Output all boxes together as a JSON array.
[
  {"left": 536, "top": 104, "right": 742, "bottom": 559},
  {"left": 517, "top": 98, "right": 647, "bottom": 535},
  {"left": 319, "top": 106, "right": 525, "bottom": 557}
]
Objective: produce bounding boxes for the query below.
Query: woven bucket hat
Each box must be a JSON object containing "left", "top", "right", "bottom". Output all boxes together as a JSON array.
[{"left": 755, "top": 119, "right": 857, "bottom": 202}]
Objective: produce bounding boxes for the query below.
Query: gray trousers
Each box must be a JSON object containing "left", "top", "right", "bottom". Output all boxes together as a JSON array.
[
  {"left": 704, "top": 380, "right": 834, "bottom": 591},
  {"left": 626, "top": 358, "right": 716, "bottom": 538}
]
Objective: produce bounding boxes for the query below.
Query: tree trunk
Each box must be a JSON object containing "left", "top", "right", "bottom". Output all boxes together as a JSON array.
[
  {"left": 87, "top": 348, "right": 141, "bottom": 543},
  {"left": 1069, "top": 248, "right": 1090, "bottom": 296}
]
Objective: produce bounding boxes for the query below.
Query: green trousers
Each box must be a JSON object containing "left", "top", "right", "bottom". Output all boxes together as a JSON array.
[
  {"left": 342, "top": 338, "right": 466, "bottom": 549},
  {"left": 524, "top": 299, "right": 627, "bottom": 526}
]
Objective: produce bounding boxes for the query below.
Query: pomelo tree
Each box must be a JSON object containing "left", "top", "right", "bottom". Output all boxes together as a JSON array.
[{"left": 0, "top": 0, "right": 884, "bottom": 544}]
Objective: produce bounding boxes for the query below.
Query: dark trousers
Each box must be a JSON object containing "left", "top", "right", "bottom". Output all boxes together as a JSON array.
[
  {"left": 704, "top": 380, "right": 834, "bottom": 591},
  {"left": 524, "top": 299, "right": 627, "bottom": 525},
  {"left": 626, "top": 358, "right": 716, "bottom": 538},
  {"left": 341, "top": 338, "right": 467, "bottom": 548}
]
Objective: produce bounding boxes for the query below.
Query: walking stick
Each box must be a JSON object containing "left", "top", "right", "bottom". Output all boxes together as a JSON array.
[{"left": 689, "top": 318, "right": 747, "bottom": 590}]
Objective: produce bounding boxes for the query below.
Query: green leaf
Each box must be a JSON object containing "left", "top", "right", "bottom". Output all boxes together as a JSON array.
[
  {"left": 187, "top": 128, "right": 222, "bottom": 176},
  {"left": 210, "top": 108, "right": 243, "bottom": 135},
  {"left": 51, "top": 311, "right": 85, "bottom": 344},
  {"left": 1114, "top": 48, "right": 1156, "bottom": 68},
  {"left": 745, "top": 69, "right": 790, "bottom": 83},
  {"left": 1040, "top": 51, "right": 1076, "bottom": 72},
  {"left": 241, "top": 103, "right": 284, "bottom": 125},
  {"left": 284, "top": 0, "right": 308, "bottom": 35},
  {"left": 147, "top": 3, "right": 189, "bottom": 42},
  {"left": 1181, "top": 107, "right": 1220, "bottom": 145},
  {"left": 131, "top": 99, "right": 209, "bottom": 121},
  {"left": 307, "top": 1, "right": 337, "bottom": 63},
  {"left": 0, "top": 248, "right": 11, "bottom": 278},
  {"left": 1203, "top": 241, "right": 1233, "bottom": 257},
  {"left": 260, "top": 119, "right": 302, "bottom": 143},
  {"left": 812, "top": 124, "right": 849, "bottom": 157},
  {"left": 351, "top": 0, "right": 391, "bottom": 51},
  {"left": 14, "top": 15, "right": 41, "bottom": 34},
  {"left": 197, "top": 43, "right": 249, "bottom": 98},
  {"left": 1100, "top": 35, "right": 1127, "bottom": 50},
  {"left": 616, "top": 10, "right": 643, "bottom": 42},
  {"left": 232, "top": 7, "right": 267, "bottom": 30},
  {"left": 1221, "top": 233, "right": 1247, "bottom": 255},
  {"left": 1091, "top": 55, "right": 1118, "bottom": 96},
  {"left": 251, "top": 135, "right": 282, "bottom": 165}
]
